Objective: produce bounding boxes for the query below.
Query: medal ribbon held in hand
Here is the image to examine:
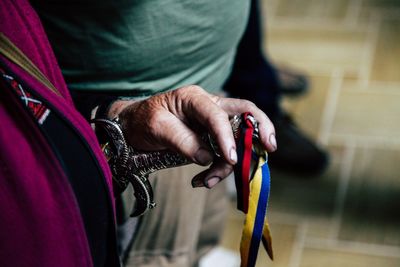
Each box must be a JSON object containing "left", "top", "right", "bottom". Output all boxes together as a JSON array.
[{"left": 234, "top": 113, "right": 273, "bottom": 267}]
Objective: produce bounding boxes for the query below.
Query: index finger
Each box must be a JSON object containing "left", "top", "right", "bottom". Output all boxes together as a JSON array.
[{"left": 177, "top": 87, "right": 238, "bottom": 165}]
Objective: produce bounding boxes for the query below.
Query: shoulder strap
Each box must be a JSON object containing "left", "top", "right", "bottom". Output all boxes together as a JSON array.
[{"left": 0, "top": 32, "right": 61, "bottom": 97}]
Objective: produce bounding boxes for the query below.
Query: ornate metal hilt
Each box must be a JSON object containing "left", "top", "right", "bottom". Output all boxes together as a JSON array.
[{"left": 93, "top": 113, "right": 261, "bottom": 217}]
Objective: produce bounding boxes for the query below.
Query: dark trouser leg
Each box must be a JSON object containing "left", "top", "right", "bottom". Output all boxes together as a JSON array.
[
  {"left": 224, "top": 0, "right": 280, "bottom": 118},
  {"left": 224, "top": 0, "right": 328, "bottom": 175}
]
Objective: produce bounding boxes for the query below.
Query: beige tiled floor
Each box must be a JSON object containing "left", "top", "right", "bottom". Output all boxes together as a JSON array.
[
  {"left": 371, "top": 19, "right": 400, "bottom": 82},
  {"left": 220, "top": 0, "right": 400, "bottom": 266},
  {"left": 331, "top": 83, "right": 400, "bottom": 142},
  {"left": 274, "top": 0, "right": 351, "bottom": 20},
  {"left": 339, "top": 147, "right": 400, "bottom": 246},
  {"left": 267, "top": 29, "right": 369, "bottom": 76}
]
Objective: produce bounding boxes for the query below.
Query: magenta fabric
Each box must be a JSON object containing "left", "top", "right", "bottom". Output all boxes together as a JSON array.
[{"left": 0, "top": 0, "right": 115, "bottom": 266}]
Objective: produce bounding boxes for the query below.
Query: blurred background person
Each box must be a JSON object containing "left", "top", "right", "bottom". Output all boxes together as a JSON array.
[{"left": 224, "top": 0, "right": 328, "bottom": 175}]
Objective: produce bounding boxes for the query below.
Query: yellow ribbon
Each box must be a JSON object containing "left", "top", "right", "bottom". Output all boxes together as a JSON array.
[{"left": 239, "top": 154, "right": 273, "bottom": 267}]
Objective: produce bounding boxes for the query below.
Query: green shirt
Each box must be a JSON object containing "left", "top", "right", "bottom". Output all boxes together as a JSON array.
[{"left": 33, "top": 0, "right": 250, "bottom": 96}]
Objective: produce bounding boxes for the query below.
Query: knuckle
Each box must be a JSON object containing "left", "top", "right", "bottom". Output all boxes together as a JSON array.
[
  {"left": 174, "top": 87, "right": 186, "bottom": 96},
  {"left": 181, "top": 85, "right": 206, "bottom": 97},
  {"left": 213, "top": 95, "right": 222, "bottom": 106},
  {"left": 174, "top": 85, "right": 200, "bottom": 99},
  {"left": 242, "top": 99, "right": 257, "bottom": 109},
  {"left": 186, "top": 84, "right": 203, "bottom": 92}
]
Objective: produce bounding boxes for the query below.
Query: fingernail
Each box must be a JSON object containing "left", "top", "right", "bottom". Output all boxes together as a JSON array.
[
  {"left": 269, "top": 134, "right": 277, "bottom": 151},
  {"left": 192, "top": 178, "right": 204, "bottom": 188},
  {"left": 230, "top": 147, "right": 237, "bottom": 163},
  {"left": 194, "top": 148, "right": 213, "bottom": 165},
  {"left": 205, "top": 176, "right": 221, "bottom": 189}
]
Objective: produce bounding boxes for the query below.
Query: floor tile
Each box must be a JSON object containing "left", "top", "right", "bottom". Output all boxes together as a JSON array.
[
  {"left": 274, "top": 0, "right": 350, "bottom": 21},
  {"left": 268, "top": 145, "right": 343, "bottom": 217},
  {"left": 300, "top": 248, "right": 400, "bottom": 267},
  {"left": 305, "top": 217, "right": 337, "bottom": 239},
  {"left": 362, "top": 0, "right": 400, "bottom": 9},
  {"left": 339, "top": 147, "right": 400, "bottom": 246},
  {"left": 371, "top": 19, "right": 400, "bottom": 82},
  {"left": 330, "top": 83, "right": 400, "bottom": 145},
  {"left": 266, "top": 27, "right": 368, "bottom": 75},
  {"left": 358, "top": 0, "right": 400, "bottom": 20}
]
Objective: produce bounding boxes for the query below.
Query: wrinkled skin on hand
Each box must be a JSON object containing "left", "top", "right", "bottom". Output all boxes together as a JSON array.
[{"left": 108, "top": 85, "right": 277, "bottom": 188}]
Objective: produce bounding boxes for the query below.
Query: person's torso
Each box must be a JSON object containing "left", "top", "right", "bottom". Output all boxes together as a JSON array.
[{"left": 32, "top": 0, "right": 250, "bottom": 95}]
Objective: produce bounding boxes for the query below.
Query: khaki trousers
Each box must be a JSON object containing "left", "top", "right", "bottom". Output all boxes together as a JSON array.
[{"left": 123, "top": 164, "right": 228, "bottom": 267}]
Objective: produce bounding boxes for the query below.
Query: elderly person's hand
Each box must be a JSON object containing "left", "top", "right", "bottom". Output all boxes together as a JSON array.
[{"left": 108, "top": 85, "right": 277, "bottom": 188}]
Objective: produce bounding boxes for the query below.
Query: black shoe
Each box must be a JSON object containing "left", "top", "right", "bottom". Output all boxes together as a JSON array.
[
  {"left": 275, "top": 66, "right": 309, "bottom": 96},
  {"left": 268, "top": 113, "right": 329, "bottom": 175}
]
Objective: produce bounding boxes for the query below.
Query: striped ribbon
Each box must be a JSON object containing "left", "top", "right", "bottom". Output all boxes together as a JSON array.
[{"left": 234, "top": 113, "right": 273, "bottom": 267}]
